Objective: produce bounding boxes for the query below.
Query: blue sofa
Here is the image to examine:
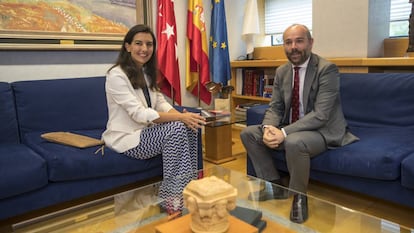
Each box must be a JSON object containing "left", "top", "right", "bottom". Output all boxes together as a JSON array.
[
  {"left": 246, "top": 73, "right": 414, "bottom": 209},
  {"left": 0, "top": 77, "right": 203, "bottom": 225}
]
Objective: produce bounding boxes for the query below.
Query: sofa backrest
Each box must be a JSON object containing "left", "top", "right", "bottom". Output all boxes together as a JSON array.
[
  {"left": 12, "top": 77, "right": 108, "bottom": 136},
  {"left": 340, "top": 73, "right": 414, "bottom": 128},
  {"left": 0, "top": 82, "right": 20, "bottom": 143}
]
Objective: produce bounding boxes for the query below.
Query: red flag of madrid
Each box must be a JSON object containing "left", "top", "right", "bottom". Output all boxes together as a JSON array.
[{"left": 157, "top": 0, "right": 181, "bottom": 105}]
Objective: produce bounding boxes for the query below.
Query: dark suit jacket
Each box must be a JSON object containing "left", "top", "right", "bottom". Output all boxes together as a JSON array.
[{"left": 262, "top": 53, "right": 358, "bottom": 147}]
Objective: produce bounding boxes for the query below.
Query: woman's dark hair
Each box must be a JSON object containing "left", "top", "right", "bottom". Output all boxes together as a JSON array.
[{"left": 108, "top": 24, "right": 159, "bottom": 90}]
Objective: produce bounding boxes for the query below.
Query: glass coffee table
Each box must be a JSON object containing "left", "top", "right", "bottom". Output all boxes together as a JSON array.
[{"left": 12, "top": 166, "right": 413, "bottom": 233}]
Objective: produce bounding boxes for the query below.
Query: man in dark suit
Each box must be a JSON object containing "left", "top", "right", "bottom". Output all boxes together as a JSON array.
[{"left": 240, "top": 24, "right": 358, "bottom": 223}]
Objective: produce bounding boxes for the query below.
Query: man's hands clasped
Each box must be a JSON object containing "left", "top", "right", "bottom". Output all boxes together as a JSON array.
[{"left": 263, "top": 125, "right": 285, "bottom": 149}]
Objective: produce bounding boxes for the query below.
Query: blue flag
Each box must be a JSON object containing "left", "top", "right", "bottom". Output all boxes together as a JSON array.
[{"left": 209, "top": 0, "right": 231, "bottom": 86}]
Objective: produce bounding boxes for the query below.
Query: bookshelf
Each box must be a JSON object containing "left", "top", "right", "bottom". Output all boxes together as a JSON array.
[
  {"left": 230, "top": 61, "right": 278, "bottom": 124},
  {"left": 230, "top": 67, "right": 275, "bottom": 124}
]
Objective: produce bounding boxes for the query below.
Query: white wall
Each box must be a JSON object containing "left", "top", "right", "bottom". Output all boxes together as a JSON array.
[
  {"left": 0, "top": 51, "right": 117, "bottom": 82},
  {"left": 313, "top": 0, "right": 368, "bottom": 57},
  {"left": 313, "top": 0, "right": 390, "bottom": 58}
]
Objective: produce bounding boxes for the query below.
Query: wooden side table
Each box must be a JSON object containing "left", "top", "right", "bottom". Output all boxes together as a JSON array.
[{"left": 203, "top": 120, "right": 237, "bottom": 164}]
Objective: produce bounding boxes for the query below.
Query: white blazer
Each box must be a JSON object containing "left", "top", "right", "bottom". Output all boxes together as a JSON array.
[{"left": 102, "top": 66, "right": 173, "bottom": 153}]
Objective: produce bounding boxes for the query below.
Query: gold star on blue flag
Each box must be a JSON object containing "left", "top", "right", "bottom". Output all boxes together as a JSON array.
[{"left": 209, "top": 0, "right": 231, "bottom": 86}]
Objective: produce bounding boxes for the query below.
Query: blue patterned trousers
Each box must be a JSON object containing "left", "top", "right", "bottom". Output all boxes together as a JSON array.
[{"left": 124, "top": 121, "right": 198, "bottom": 213}]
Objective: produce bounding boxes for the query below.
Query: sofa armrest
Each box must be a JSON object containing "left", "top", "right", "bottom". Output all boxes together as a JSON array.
[{"left": 246, "top": 105, "right": 268, "bottom": 126}]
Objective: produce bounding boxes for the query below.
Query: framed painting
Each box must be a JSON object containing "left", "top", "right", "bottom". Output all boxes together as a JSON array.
[{"left": 0, "top": 0, "right": 152, "bottom": 50}]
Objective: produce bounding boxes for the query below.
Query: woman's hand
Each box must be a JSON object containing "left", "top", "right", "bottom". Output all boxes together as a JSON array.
[{"left": 180, "top": 109, "right": 206, "bottom": 131}]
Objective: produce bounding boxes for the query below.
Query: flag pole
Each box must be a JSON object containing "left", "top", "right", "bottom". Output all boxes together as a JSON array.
[
  {"left": 198, "top": 66, "right": 201, "bottom": 107},
  {"left": 171, "top": 85, "right": 175, "bottom": 105}
]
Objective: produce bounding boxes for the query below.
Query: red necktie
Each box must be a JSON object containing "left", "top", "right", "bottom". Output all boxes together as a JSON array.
[{"left": 291, "top": 67, "right": 300, "bottom": 123}]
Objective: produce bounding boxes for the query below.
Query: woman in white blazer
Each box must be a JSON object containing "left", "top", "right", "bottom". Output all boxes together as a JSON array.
[{"left": 102, "top": 25, "right": 206, "bottom": 217}]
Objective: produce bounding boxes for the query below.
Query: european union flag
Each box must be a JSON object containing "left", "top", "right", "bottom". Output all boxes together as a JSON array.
[{"left": 209, "top": 0, "right": 231, "bottom": 86}]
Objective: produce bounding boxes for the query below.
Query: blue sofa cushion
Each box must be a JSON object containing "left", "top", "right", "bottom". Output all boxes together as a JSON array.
[
  {"left": 246, "top": 105, "right": 267, "bottom": 126},
  {"left": 310, "top": 126, "right": 414, "bottom": 180},
  {"left": 12, "top": 77, "right": 108, "bottom": 137},
  {"left": 0, "top": 82, "right": 20, "bottom": 143},
  {"left": 23, "top": 129, "right": 163, "bottom": 182},
  {"left": 401, "top": 153, "right": 414, "bottom": 189},
  {"left": 270, "top": 127, "right": 414, "bottom": 181},
  {"left": 340, "top": 73, "right": 414, "bottom": 129},
  {"left": 0, "top": 145, "right": 48, "bottom": 199}
]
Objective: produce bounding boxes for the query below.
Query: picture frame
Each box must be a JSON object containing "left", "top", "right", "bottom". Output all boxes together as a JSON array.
[{"left": 0, "top": 0, "right": 152, "bottom": 50}]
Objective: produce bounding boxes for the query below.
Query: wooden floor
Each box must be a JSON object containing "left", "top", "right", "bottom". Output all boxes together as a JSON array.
[{"left": 204, "top": 127, "right": 414, "bottom": 230}]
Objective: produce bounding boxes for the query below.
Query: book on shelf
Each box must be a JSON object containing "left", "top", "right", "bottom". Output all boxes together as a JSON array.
[
  {"left": 236, "top": 68, "right": 243, "bottom": 95},
  {"left": 263, "top": 85, "right": 273, "bottom": 98},
  {"left": 234, "top": 123, "right": 247, "bottom": 128},
  {"left": 236, "top": 102, "right": 263, "bottom": 109},
  {"left": 234, "top": 108, "right": 247, "bottom": 114},
  {"left": 240, "top": 69, "right": 274, "bottom": 98},
  {"left": 234, "top": 102, "right": 264, "bottom": 126},
  {"left": 234, "top": 110, "right": 246, "bottom": 121},
  {"left": 262, "top": 74, "right": 274, "bottom": 98}
]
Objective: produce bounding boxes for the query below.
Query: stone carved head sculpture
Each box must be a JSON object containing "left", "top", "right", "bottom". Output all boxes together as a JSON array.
[{"left": 183, "top": 176, "right": 237, "bottom": 233}]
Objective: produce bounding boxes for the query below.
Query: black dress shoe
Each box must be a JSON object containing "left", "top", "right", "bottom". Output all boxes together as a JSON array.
[
  {"left": 248, "top": 182, "right": 288, "bottom": 201},
  {"left": 272, "top": 185, "right": 289, "bottom": 199},
  {"left": 290, "top": 194, "right": 308, "bottom": 223}
]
